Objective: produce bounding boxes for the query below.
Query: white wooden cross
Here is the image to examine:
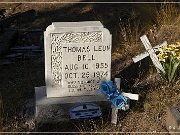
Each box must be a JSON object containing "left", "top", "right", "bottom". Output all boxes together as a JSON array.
[
  {"left": 111, "top": 78, "right": 139, "bottom": 125},
  {"left": 132, "top": 35, "right": 167, "bottom": 74}
]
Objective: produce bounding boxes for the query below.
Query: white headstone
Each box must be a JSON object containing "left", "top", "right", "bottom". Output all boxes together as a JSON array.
[{"left": 44, "top": 21, "right": 112, "bottom": 98}]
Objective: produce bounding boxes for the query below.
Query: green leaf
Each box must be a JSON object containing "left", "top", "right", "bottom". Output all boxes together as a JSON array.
[
  {"left": 167, "top": 55, "right": 173, "bottom": 82},
  {"left": 169, "top": 61, "right": 180, "bottom": 82}
]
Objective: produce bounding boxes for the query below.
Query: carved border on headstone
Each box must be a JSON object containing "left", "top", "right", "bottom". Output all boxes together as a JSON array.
[
  {"left": 50, "top": 31, "right": 103, "bottom": 86},
  {"left": 51, "top": 34, "right": 63, "bottom": 86}
]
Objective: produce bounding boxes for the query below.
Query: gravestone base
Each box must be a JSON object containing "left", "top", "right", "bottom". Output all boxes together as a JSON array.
[
  {"left": 166, "top": 106, "right": 180, "bottom": 135},
  {"left": 35, "top": 86, "right": 110, "bottom": 125}
]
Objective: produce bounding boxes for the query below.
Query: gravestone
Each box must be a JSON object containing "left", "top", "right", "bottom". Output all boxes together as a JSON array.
[
  {"left": 35, "top": 21, "right": 112, "bottom": 123},
  {"left": 166, "top": 106, "right": 180, "bottom": 135}
]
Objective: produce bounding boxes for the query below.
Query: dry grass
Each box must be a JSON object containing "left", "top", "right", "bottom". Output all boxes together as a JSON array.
[
  {"left": 75, "top": 118, "right": 106, "bottom": 133},
  {"left": 109, "top": 2, "right": 180, "bottom": 133},
  {"left": 155, "top": 2, "right": 179, "bottom": 27},
  {"left": 148, "top": 2, "right": 180, "bottom": 44},
  {"left": 118, "top": 18, "right": 142, "bottom": 55}
]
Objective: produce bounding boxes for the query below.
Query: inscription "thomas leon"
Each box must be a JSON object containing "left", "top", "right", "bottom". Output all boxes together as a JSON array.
[{"left": 63, "top": 45, "right": 110, "bottom": 53}]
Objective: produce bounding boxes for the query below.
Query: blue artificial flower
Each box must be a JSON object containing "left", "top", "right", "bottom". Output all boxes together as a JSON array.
[{"left": 100, "top": 80, "right": 129, "bottom": 110}]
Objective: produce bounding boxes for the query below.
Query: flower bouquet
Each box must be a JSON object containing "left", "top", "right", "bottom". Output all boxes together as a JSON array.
[{"left": 158, "top": 42, "right": 180, "bottom": 82}]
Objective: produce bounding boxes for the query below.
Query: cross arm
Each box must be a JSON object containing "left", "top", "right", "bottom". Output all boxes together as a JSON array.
[{"left": 132, "top": 41, "right": 167, "bottom": 63}]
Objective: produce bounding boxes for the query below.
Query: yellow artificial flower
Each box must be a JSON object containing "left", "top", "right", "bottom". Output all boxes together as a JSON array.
[
  {"left": 158, "top": 42, "right": 180, "bottom": 62},
  {"left": 176, "top": 42, "right": 180, "bottom": 45}
]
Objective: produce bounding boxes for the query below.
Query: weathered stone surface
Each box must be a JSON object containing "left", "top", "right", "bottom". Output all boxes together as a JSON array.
[
  {"left": 44, "top": 21, "right": 112, "bottom": 98},
  {"left": 166, "top": 106, "right": 180, "bottom": 135},
  {"left": 35, "top": 87, "right": 109, "bottom": 123}
]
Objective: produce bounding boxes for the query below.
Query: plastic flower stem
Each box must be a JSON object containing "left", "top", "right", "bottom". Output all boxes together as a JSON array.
[
  {"left": 169, "top": 61, "right": 180, "bottom": 82},
  {"left": 168, "top": 55, "right": 173, "bottom": 82}
]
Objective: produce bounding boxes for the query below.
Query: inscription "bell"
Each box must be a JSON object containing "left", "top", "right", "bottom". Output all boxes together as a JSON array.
[{"left": 77, "top": 55, "right": 95, "bottom": 61}]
